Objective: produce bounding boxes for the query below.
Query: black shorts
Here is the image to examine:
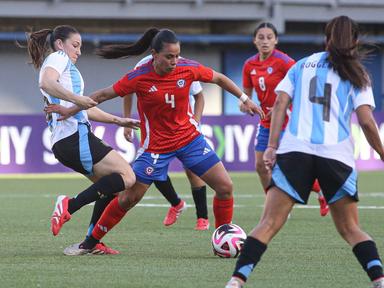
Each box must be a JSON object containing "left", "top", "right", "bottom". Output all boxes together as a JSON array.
[
  {"left": 270, "top": 152, "right": 358, "bottom": 204},
  {"left": 52, "top": 123, "right": 113, "bottom": 175}
]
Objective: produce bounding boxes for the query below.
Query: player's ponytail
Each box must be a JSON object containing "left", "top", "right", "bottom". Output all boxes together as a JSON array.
[
  {"left": 96, "top": 28, "right": 179, "bottom": 59},
  {"left": 24, "top": 25, "right": 79, "bottom": 69},
  {"left": 325, "top": 15, "right": 370, "bottom": 89}
]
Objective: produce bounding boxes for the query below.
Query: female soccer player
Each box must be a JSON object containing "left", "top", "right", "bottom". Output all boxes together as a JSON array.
[
  {"left": 26, "top": 25, "right": 140, "bottom": 254},
  {"left": 123, "top": 55, "right": 210, "bottom": 230},
  {"left": 226, "top": 16, "right": 384, "bottom": 288},
  {"left": 241, "top": 22, "right": 329, "bottom": 216},
  {"left": 47, "top": 27, "right": 264, "bottom": 255}
]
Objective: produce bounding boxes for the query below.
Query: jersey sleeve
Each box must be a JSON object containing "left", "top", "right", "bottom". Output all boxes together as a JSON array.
[
  {"left": 42, "top": 52, "right": 69, "bottom": 75},
  {"left": 191, "top": 64, "right": 214, "bottom": 83},
  {"left": 353, "top": 86, "right": 376, "bottom": 110},
  {"left": 242, "top": 61, "right": 253, "bottom": 88},
  {"left": 275, "top": 63, "right": 297, "bottom": 98},
  {"left": 113, "top": 73, "right": 136, "bottom": 97},
  {"left": 190, "top": 81, "right": 203, "bottom": 95}
]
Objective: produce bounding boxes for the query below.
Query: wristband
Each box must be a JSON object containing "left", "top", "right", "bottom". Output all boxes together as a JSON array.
[
  {"left": 239, "top": 93, "right": 249, "bottom": 103},
  {"left": 267, "top": 145, "right": 277, "bottom": 150}
]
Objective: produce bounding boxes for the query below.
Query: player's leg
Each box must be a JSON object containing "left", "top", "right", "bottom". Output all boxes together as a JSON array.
[
  {"left": 50, "top": 129, "right": 135, "bottom": 236},
  {"left": 75, "top": 180, "right": 150, "bottom": 254},
  {"left": 74, "top": 150, "right": 173, "bottom": 254},
  {"left": 185, "top": 168, "right": 209, "bottom": 230},
  {"left": 311, "top": 179, "right": 329, "bottom": 216},
  {"left": 330, "top": 197, "right": 384, "bottom": 286},
  {"left": 177, "top": 135, "right": 232, "bottom": 228},
  {"left": 226, "top": 152, "right": 315, "bottom": 287},
  {"left": 254, "top": 125, "right": 272, "bottom": 193},
  {"left": 226, "top": 186, "right": 295, "bottom": 287},
  {"left": 154, "top": 175, "right": 187, "bottom": 226}
]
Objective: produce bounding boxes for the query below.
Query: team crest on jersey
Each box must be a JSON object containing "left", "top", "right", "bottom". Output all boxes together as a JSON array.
[
  {"left": 145, "top": 167, "right": 154, "bottom": 175},
  {"left": 177, "top": 79, "right": 186, "bottom": 88},
  {"left": 267, "top": 67, "right": 273, "bottom": 74}
]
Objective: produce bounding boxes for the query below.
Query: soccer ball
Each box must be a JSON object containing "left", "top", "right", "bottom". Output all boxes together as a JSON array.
[{"left": 211, "top": 223, "right": 247, "bottom": 258}]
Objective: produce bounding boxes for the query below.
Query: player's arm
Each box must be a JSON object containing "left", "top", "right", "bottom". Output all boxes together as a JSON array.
[
  {"left": 263, "top": 91, "right": 291, "bottom": 170},
  {"left": 210, "top": 71, "right": 265, "bottom": 119},
  {"left": 193, "top": 91, "right": 204, "bottom": 122},
  {"left": 86, "top": 106, "right": 140, "bottom": 129},
  {"left": 123, "top": 93, "right": 135, "bottom": 142},
  {"left": 40, "top": 67, "right": 97, "bottom": 109},
  {"left": 356, "top": 105, "right": 384, "bottom": 160},
  {"left": 44, "top": 86, "right": 118, "bottom": 120}
]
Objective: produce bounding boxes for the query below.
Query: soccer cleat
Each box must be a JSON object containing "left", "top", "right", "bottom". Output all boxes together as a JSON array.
[
  {"left": 195, "top": 218, "right": 210, "bottom": 230},
  {"left": 163, "top": 200, "right": 187, "bottom": 226},
  {"left": 63, "top": 243, "right": 92, "bottom": 256},
  {"left": 373, "top": 277, "right": 384, "bottom": 288},
  {"left": 318, "top": 195, "right": 329, "bottom": 217},
  {"left": 51, "top": 195, "right": 71, "bottom": 236},
  {"left": 91, "top": 242, "right": 120, "bottom": 255},
  {"left": 225, "top": 277, "right": 244, "bottom": 288}
]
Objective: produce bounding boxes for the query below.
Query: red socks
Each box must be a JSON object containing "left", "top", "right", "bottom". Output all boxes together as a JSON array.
[
  {"left": 213, "top": 196, "right": 233, "bottom": 228},
  {"left": 312, "top": 179, "right": 321, "bottom": 193},
  {"left": 92, "top": 197, "right": 127, "bottom": 240}
]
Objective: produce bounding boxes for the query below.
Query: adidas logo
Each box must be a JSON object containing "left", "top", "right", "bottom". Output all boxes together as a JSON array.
[
  {"left": 148, "top": 85, "right": 158, "bottom": 92},
  {"left": 97, "top": 224, "right": 108, "bottom": 233},
  {"left": 250, "top": 69, "right": 257, "bottom": 75},
  {"left": 203, "top": 147, "right": 211, "bottom": 155}
]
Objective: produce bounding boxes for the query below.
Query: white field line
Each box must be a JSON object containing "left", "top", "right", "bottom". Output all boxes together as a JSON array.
[{"left": 2, "top": 193, "right": 384, "bottom": 209}]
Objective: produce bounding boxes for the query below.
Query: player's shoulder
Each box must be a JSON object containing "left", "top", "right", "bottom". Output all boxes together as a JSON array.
[
  {"left": 45, "top": 50, "right": 69, "bottom": 63},
  {"left": 177, "top": 58, "right": 200, "bottom": 67},
  {"left": 244, "top": 54, "right": 259, "bottom": 65},
  {"left": 272, "top": 49, "right": 295, "bottom": 64},
  {"left": 127, "top": 62, "right": 152, "bottom": 80}
]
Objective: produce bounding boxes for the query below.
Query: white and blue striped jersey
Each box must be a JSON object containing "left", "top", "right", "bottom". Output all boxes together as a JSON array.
[
  {"left": 39, "top": 51, "right": 89, "bottom": 147},
  {"left": 135, "top": 55, "right": 203, "bottom": 112},
  {"left": 275, "top": 51, "right": 375, "bottom": 168}
]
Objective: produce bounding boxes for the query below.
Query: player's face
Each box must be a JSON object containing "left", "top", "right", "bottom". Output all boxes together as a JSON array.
[
  {"left": 253, "top": 28, "right": 277, "bottom": 59},
  {"left": 57, "top": 33, "right": 82, "bottom": 64},
  {"left": 153, "top": 42, "right": 180, "bottom": 75}
]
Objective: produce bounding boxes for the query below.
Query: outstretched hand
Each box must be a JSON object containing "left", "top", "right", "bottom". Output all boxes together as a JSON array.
[
  {"left": 239, "top": 100, "right": 265, "bottom": 119},
  {"left": 74, "top": 96, "right": 98, "bottom": 109},
  {"left": 44, "top": 104, "right": 73, "bottom": 121},
  {"left": 115, "top": 117, "right": 140, "bottom": 130},
  {"left": 123, "top": 127, "right": 134, "bottom": 142}
]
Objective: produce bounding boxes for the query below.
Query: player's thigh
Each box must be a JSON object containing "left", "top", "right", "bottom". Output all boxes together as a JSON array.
[
  {"left": 92, "top": 149, "right": 134, "bottom": 181},
  {"left": 185, "top": 168, "right": 205, "bottom": 188},
  {"left": 199, "top": 161, "right": 233, "bottom": 196}
]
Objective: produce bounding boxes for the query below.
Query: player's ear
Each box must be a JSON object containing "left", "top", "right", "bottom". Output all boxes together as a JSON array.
[
  {"left": 151, "top": 48, "right": 157, "bottom": 58},
  {"left": 55, "top": 39, "right": 64, "bottom": 51}
]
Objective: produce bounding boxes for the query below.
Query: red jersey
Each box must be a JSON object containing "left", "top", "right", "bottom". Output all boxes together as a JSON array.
[
  {"left": 242, "top": 49, "right": 295, "bottom": 128},
  {"left": 113, "top": 58, "right": 213, "bottom": 153}
]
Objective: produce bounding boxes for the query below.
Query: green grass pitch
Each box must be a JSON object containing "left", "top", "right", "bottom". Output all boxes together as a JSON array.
[{"left": 0, "top": 172, "right": 383, "bottom": 288}]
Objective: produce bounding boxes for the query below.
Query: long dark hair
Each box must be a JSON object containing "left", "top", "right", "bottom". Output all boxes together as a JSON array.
[
  {"left": 25, "top": 25, "right": 79, "bottom": 69},
  {"left": 325, "top": 15, "right": 369, "bottom": 89},
  {"left": 96, "top": 28, "right": 179, "bottom": 59},
  {"left": 253, "top": 22, "right": 278, "bottom": 38}
]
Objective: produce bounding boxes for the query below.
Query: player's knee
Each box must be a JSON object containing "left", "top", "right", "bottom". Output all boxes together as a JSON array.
[
  {"left": 336, "top": 224, "right": 361, "bottom": 243},
  {"left": 256, "top": 161, "right": 267, "bottom": 176},
  {"left": 215, "top": 179, "right": 233, "bottom": 199},
  {"left": 121, "top": 171, "right": 136, "bottom": 189}
]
